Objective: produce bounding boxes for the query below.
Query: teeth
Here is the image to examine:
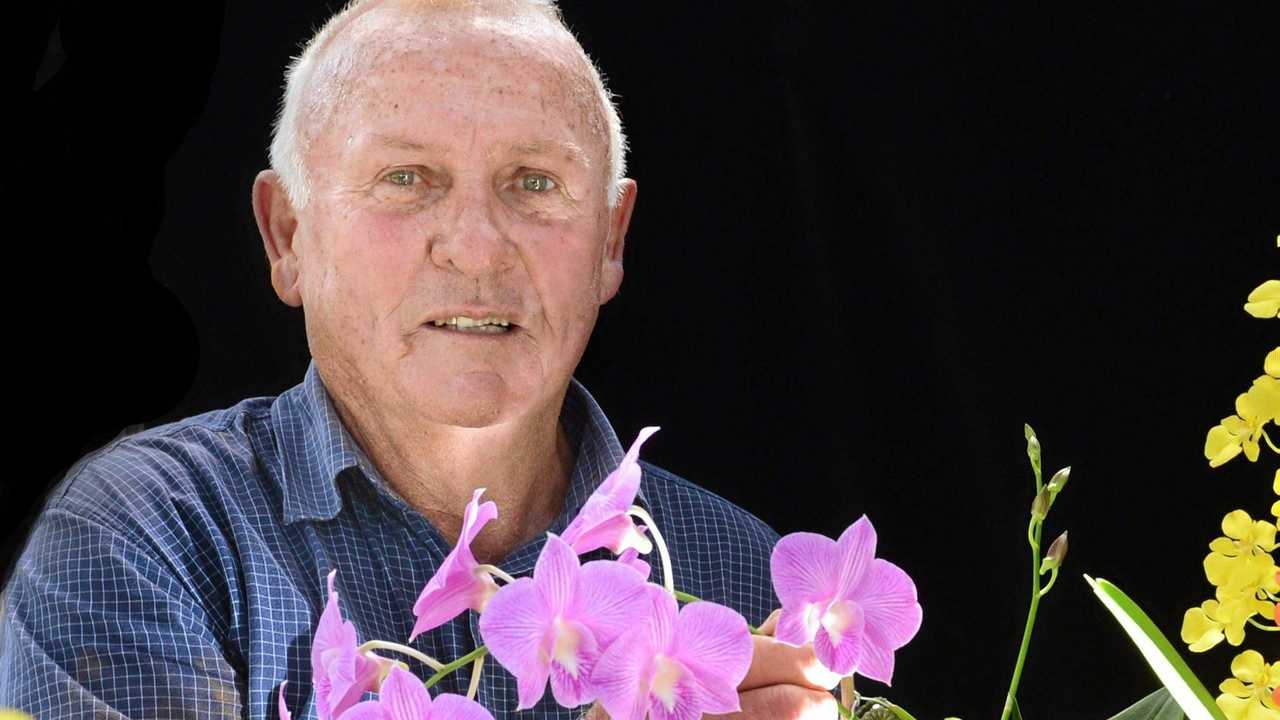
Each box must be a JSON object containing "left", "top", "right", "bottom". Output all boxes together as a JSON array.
[{"left": 430, "top": 316, "right": 512, "bottom": 330}]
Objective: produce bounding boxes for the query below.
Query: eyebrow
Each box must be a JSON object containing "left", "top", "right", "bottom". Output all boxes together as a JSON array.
[{"left": 368, "top": 133, "right": 445, "bottom": 153}]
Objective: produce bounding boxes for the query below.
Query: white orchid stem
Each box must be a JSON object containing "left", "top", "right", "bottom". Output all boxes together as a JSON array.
[
  {"left": 628, "top": 505, "right": 675, "bottom": 597},
  {"left": 476, "top": 564, "right": 517, "bottom": 585},
  {"left": 356, "top": 640, "right": 446, "bottom": 672},
  {"left": 466, "top": 653, "right": 486, "bottom": 700}
]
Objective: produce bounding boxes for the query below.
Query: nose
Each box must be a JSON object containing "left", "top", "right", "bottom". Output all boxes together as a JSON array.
[{"left": 429, "top": 188, "right": 516, "bottom": 277}]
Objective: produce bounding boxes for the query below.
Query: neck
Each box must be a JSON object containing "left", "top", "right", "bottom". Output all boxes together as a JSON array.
[{"left": 327, "top": 380, "right": 576, "bottom": 565}]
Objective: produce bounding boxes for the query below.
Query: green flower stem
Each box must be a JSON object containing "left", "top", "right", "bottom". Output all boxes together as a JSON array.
[
  {"left": 357, "top": 639, "right": 446, "bottom": 671},
  {"left": 1038, "top": 565, "right": 1060, "bottom": 597},
  {"left": 424, "top": 646, "right": 489, "bottom": 690},
  {"left": 673, "top": 590, "right": 762, "bottom": 634},
  {"left": 628, "top": 506, "right": 675, "bottom": 597},
  {"left": 1245, "top": 617, "right": 1278, "bottom": 631},
  {"left": 1002, "top": 516, "right": 1044, "bottom": 720},
  {"left": 862, "top": 696, "right": 919, "bottom": 720},
  {"left": 837, "top": 701, "right": 856, "bottom": 719}
]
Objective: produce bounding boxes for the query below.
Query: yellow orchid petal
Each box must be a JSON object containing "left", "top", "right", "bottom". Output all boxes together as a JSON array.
[
  {"left": 1274, "top": 468, "right": 1279, "bottom": 495},
  {"left": 1181, "top": 605, "right": 1225, "bottom": 651},
  {"left": 1267, "top": 347, "right": 1280, "bottom": 378},
  {"left": 1223, "top": 510, "right": 1256, "bottom": 540},
  {"left": 1221, "top": 678, "right": 1251, "bottom": 697},
  {"left": 1214, "top": 692, "right": 1251, "bottom": 720},
  {"left": 1244, "top": 279, "right": 1280, "bottom": 318},
  {"left": 1210, "top": 537, "right": 1238, "bottom": 555},
  {"left": 1231, "top": 650, "right": 1266, "bottom": 683},
  {"left": 1207, "top": 425, "right": 1245, "bottom": 466}
]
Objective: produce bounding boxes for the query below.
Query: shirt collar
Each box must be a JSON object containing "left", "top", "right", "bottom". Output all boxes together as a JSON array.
[{"left": 272, "top": 360, "right": 647, "bottom": 526}]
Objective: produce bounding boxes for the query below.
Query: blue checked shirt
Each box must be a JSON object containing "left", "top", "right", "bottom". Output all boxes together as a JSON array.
[{"left": 0, "top": 362, "right": 781, "bottom": 719}]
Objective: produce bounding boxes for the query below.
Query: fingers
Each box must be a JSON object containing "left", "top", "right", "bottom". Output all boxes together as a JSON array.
[
  {"left": 708, "top": 684, "right": 839, "bottom": 720},
  {"left": 740, "top": 633, "right": 842, "bottom": 692}
]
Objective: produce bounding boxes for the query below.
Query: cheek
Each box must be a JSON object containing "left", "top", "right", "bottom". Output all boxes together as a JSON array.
[{"left": 306, "top": 214, "right": 424, "bottom": 324}]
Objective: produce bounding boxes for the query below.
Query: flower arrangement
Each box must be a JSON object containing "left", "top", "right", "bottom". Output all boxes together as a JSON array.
[{"left": 278, "top": 428, "right": 924, "bottom": 720}]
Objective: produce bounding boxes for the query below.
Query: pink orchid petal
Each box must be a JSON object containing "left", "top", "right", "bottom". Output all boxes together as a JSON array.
[
  {"left": 616, "top": 548, "right": 652, "bottom": 580},
  {"left": 515, "top": 658, "right": 552, "bottom": 711},
  {"left": 570, "top": 560, "right": 650, "bottom": 647},
  {"left": 277, "top": 681, "right": 292, "bottom": 720},
  {"left": 644, "top": 585, "right": 679, "bottom": 651},
  {"left": 425, "top": 694, "right": 496, "bottom": 720},
  {"left": 835, "top": 516, "right": 877, "bottom": 599},
  {"left": 853, "top": 559, "right": 923, "bottom": 650},
  {"left": 591, "top": 630, "right": 655, "bottom": 720},
  {"left": 647, "top": 667, "right": 707, "bottom": 720},
  {"left": 567, "top": 514, "right": 654, "bottom": 556},
  {"left": 460, "top": 488, "right": 499, "bottom": 547},
  {"left": 534, "top": 534, "right": 582, "bottom": 614},
  {"left": 378, "top": 666, "right": 435, "bottom": 720},
  {"left": 477, "top": 578, "right": 550, "bottom": 688},
  {"left": 562, "top": 428, "right": 658, "bottom": 555},
  {"left": 813, "top": 600, "right": 865, "bottom": 676},
  {"left": 335, "top": 702, "right": 386, "bottom": 720},
  {"left": 409, "top": 562, "right": 493, "bottom": 641},
  {"left": 409, "top": 490, "right": 497, "bottom": 641},
  {"left": 312, "top": 569, "right": 382, "bottom": 720},
  {"left": 547, "top": 619, "right": 600, "bottom": 708},
  {"left": 669, "top": 601, "right": 752, "bottom": 704},
  {"left": 771, "top": 531, "right": 840, "bottom": 607},
  {"left": 774, "top": 601, "right": 821, "bottom": 647},
  {"left": 855, "top": 636, "right": 897, "bottom": 685},
  {"left": 693, "top": 674, "right": 741, "bottom": 715}
]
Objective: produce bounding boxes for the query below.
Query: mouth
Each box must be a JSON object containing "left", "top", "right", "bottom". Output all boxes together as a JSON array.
[{"left": 423, "top": 315, "right": 520, "bottom": 336}]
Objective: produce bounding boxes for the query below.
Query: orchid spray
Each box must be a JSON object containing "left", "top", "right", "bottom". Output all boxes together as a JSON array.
[{"left": 277, "top": 425, "right": 924, "bottom": 720}]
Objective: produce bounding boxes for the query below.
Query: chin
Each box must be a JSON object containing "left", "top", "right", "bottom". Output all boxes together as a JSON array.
[{"left": 413, "top": 370, "right": 525, "bottom": 428}]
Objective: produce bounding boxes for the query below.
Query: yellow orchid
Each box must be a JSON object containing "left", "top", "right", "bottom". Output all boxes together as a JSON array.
[
  {"left": 1205, "top": 510, "right": 1279, "bottom": 595},
  {"left": 1245, "top": 279, "right": 1280, "bottom": 319},
  {"left": 1267, "top": 347, "right": 1280, "bottom": 379},
  {"left": 1182, "top": 599, "right": 1231, "bottom": 650},
  {"left": 1216, "top": 650, "right": 1280, "bottom": 720},
  {"left": 1205, "top": 377, "right": 1280, "bottom": 466}
]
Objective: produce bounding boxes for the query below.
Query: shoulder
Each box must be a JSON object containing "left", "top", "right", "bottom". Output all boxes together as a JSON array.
[
  {"left": 638, "top": 461, "right": 781, "bottom": 624},
  {"left": 40, "top": 397, "right": 278, "bottom": 547}
]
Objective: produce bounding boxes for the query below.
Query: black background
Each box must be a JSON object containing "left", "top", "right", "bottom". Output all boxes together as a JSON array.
[{"left": 5, "top": 2, "right": 1278, "bottom": 718}]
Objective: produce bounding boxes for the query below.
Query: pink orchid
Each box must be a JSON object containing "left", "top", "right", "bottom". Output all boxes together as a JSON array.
[
  {"left": 313, "top": 570, "right": 397, "bottom": 720},
  {"left": 477, "top": 533, "right": 649, "bottom": 710},
  {"left": 771, "top": 515, "right": 922, "bottom": 684},
  {"left": 409, "top": 488, "right": 500, "bottom": 642},
  {"left": 335, "top": 665, "right": 494, "bottom": 720},
  {"left": 591, "top": 584, "right": 754, "bottom": 720},
  {"left": 562, "top": 427, "right": 659, "bottom": 557}
]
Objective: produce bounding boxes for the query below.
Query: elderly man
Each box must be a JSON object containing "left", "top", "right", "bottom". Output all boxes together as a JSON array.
[{"left": 0, "top": 1, "right": 841, "bottom": 718}]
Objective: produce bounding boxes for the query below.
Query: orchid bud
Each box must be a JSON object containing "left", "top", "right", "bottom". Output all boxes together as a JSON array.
[
  {"left": 1040, "top": 531, "right": 1068, "bottom": 573},
  {"left": 1024, "top": 424, "right": 1042, "bottom": 481},
  {"left": 1030, "top": 487, "right": 1051, "bottom": 521},
  {"left": 1047, "top": 466, "right": 1071, "bottom": 495}
]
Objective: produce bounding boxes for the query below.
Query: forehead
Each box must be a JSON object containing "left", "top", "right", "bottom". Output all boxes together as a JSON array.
[{"left": 311, "top": 8, "right": 606, "bottom": 163}]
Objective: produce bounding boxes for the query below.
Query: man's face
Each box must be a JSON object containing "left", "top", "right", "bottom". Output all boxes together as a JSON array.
[{"left": 290, "top": 15, "right": 633, "bottom": 429}]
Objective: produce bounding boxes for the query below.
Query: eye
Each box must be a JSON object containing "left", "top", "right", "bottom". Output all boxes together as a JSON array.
[
  {"left": 520, "top": 173, "right": 557, "bottom": 193},
  {"left": 384, "top": 169, "right": 418, "bottom": 186}
]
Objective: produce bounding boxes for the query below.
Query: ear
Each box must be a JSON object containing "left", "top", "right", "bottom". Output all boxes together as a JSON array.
[
  {"left": 252, "top": 169, "right": 304, "bottom": 307},
  {"left": 597, "top": 178, "right": 637, "bottom": 304}
]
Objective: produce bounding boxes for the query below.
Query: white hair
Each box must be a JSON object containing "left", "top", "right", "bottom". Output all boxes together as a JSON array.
[{"left": 267, "top": 0, "right": 628, "bottom": 210}]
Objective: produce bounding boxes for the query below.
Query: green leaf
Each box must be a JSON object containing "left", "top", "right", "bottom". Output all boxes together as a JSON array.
[
  {"left": 1084, "top": 576, "right": 1225, "bottom": 720},
  {"left": 1108, "top": 688, "right": 1187, "bottom": 720}
]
